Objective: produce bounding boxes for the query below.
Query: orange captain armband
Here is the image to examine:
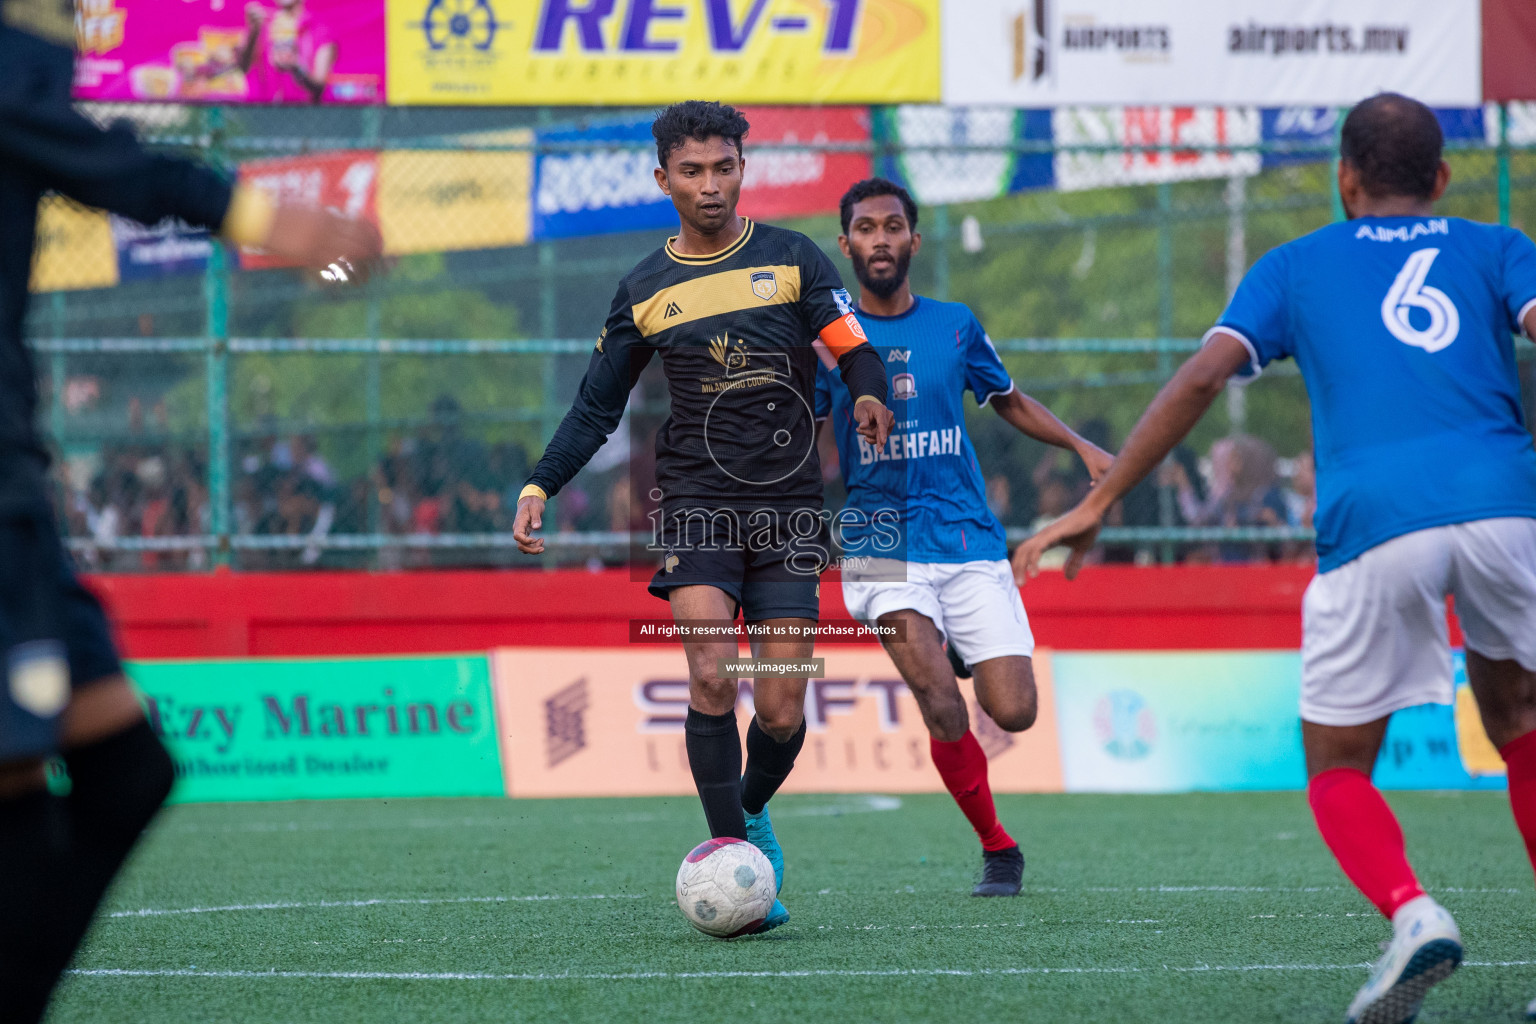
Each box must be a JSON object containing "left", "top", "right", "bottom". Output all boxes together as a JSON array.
[{"left": 818, "top": 312, "right": 870, "bottom": 358}]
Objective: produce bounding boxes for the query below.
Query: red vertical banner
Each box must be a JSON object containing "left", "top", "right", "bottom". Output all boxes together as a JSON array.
[
  {"left": 237, "top": 150, "right": 379, "bottom": 270},
  {"left": 1484, "top": 0, "right": 1536, "bottom": 101},
  {"left": 736, "top": 107, "right": 873, "bottom": 222}
]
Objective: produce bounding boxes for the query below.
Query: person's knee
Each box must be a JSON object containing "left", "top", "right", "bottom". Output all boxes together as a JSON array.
[
  {"left": 754, "top": 705, "right": 804, "bottom": 742},
  {"left": 689, "top": 667, "right": 738, "bottom": 716},
  {"left": 974, "top": 659, "right": 1038, "bottom": 732},
  {"left": 986, "top": 694, "right": 1038, "bottom": 733}
]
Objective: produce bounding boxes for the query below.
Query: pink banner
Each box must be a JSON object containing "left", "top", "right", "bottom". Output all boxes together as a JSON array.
[{"left": 73, "top": 0, "right": 384, "bottom": 105}]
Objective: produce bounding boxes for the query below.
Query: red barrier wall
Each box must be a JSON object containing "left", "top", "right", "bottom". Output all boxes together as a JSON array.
[{"left": 81, "top": 565, "right": 1351, "bottom": 659}]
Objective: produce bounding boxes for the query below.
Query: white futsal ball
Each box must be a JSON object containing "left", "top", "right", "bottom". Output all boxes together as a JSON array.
[{"left": 675, "top": 837, "right": 776, "bottom": 938}]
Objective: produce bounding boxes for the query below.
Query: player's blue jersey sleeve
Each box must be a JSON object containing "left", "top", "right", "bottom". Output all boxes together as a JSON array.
[
  {"left": 813, "top": 362, "right": 834, "bottom": 421},
  {"left": 962, "top": 315, "right": 1013, "bottom": 406},
  {"left": 1213, "top": 246, "right": 1293, "bottom": 378},
  {"left": 1500, "top": 227, "right": 1536, "bottom": 334}
]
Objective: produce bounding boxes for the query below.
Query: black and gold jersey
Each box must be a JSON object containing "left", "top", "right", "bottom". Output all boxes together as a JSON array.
[{"left": 528, "top": 219, "right": 886, "bottom": 509}]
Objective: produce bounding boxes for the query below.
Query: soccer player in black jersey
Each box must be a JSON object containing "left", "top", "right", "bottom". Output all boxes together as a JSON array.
[
  {"left": 514, "top": 101, "right": 892, "bottom": 934},
  {"left": 0, "top": 10, "right": 380, "bottom": 1019}
]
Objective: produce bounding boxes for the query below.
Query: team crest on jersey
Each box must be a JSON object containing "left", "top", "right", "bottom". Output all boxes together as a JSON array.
[
  {"left": 892, "top": 373, "right": 917, "bottom": 400},
  {"left": 750, "top": 271, "right": 778, "bottom": 301}
]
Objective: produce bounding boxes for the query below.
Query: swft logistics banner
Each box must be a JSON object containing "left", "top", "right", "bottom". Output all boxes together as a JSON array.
[
  {"left": 387, "top": 0, "right": 939, "bottom": 105},
  {"left": 945, "top": 0, "right": 1481, "bottom": 107},
  {"left": 491, "top": 647, "right": 1063, "bottom": 797},
  {"left": 74, "top": 0, "right": 385, "bottom": 103},
  {"left": 128, "top": 655, "right": 505, "bottom": 802}
]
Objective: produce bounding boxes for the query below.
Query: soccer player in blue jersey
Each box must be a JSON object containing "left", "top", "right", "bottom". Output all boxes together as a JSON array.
[
  {"left": 1018, "top": 94, "right": 1536, "bottom": 1023},
  {"left": 815, "top": 179, "right": 1110, "bottom": 896}
]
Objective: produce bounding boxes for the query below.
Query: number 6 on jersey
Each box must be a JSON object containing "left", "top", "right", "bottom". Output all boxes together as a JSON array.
[{"left": 1380, "top": 247, "right": 1460, "bottom": 352}]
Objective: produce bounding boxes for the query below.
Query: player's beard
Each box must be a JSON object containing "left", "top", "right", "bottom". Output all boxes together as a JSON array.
[{"left": 852, "top": 248, "right": 911, "bottom": 300}]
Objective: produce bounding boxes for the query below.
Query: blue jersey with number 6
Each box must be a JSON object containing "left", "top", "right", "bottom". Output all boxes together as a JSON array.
[{"left": 1216, "top": 216, "right": 1536, "bottom": 571}]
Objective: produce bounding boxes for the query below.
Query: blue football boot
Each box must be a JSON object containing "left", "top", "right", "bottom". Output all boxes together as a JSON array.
[
  {"left": 743, "top": 803, "right": 784, "bottom": 893},
  {"left": 750, "top": 898, "right": 789, "bottom": 934},
  {"left": 744, "top": 798, "right": 788, "bottom": 934}
]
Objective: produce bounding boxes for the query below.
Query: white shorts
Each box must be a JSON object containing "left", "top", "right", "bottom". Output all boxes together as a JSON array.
[
  {"left": 1301, "top": 517, "right": 1536, "bottom": 726},
  {"left": 840, "top": 558, "right": 1035, "bottom": 664}
]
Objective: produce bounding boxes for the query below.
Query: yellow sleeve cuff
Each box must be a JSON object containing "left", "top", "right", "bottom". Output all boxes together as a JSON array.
[
  {"left": 854, "top": 395, "right": 884, "bottom": 409},
  {"left": 518, "top": 484, "right": 548, "bottom": 502},
  {"left": 220, "top": 184, "right": 276, "bottom": 247}
]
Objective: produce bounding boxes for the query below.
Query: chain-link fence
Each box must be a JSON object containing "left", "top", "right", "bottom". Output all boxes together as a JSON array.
[{"left": 31, "top": 103, "right": 1536, "bottom": 571}]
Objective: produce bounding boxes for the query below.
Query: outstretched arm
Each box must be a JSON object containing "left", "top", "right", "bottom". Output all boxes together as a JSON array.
[
  {"left": 991, "top": 388, "right": 1113, "bottom": 481},
  {"left": 1011, "top": 333, "right": 1250, "bottom": 582},
  {"left": 0, "top": 77, "right": 379, "bottom": 266}
]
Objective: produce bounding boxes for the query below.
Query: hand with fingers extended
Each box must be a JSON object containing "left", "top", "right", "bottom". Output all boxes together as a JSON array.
[
  {"left": 1011, "top": 501, "right": 1106, "bottom": 584},
  {"left": 513, "top": 495, "right": 546, "bottom": 555},
  {"left": 854, "top": 398, "right": 894, "bottom": 449}
]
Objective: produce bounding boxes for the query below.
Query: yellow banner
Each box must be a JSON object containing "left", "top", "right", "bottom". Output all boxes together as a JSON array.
[
  {"left": 386, "top": 0, "right": 939, "bottom": 105},
  {"left": 30, "top": 196, "right": 119, "bottom": 293},
  {"left": 377, "top": 147, "right": 532, "bottom": 254}
]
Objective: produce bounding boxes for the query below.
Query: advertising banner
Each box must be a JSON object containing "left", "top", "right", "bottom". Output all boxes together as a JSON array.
[
  {"left": 73, "top": 0, "right": 385, "bottom": 104},
  {"left": 387, "top": 0, "right": 940, "bottom": 106},
  {"left": 491, "top": 647, "right": 1063, "bottom": 797},
  {"left": 1053, "top": 651, "right": 1306, "bottom": 792},
  {"left": 30, "top": 197, "right": 119, "bottom": 294},
  {"left": 532, "top": 107, "right": 870, "bottom": 242},
  {"left": 1260, "top": 107, "right": 1487, "bottom": 169},
  {"left": 875, "top": 106, "right": 1054, "bottom": 205},
  {"left": 377, "top": 148, "right": 532, "bottom": 253},
  {"left": 944, "top": 0, "right": 1481, "bottom": 108},
  {"left": 129, "top": 655, "right": 504, "bottom": 802},
  {"left": 237, "top": 150, "right": 379, "bottom": 269},
  {"left": 112, "top": 216, "right": 213, "bottom": 283},
  {"left": 1374, "top": 653, "right": 1506, "bottom": 791},
  {"left": 1052, "top": 106, "right": 1260, "bottom": 191},
  {"left": 1053, "top": 650, "right": 1504, "bottom": 793}
]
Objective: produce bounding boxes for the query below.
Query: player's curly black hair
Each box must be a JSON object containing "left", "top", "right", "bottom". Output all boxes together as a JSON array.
[
  {"left": 839, "top": 178, "right": 919, "bottom": 235},
  {"left": 1340, "top": 93, "right": 1443, "bottom": 200},
  {"left": 651, "top": 101, "right": 750, "bottom": 170}
]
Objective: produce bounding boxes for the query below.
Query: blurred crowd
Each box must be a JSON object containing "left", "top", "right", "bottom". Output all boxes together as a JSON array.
[
  {"left": 57, "top": 402, "right": 1315, "bottom": 572},
  {"left": 62, "top": 396, "right": 534, "bottom": 571}
]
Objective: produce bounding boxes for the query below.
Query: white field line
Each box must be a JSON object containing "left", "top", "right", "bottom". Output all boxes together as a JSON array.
[
  {"left": 158, "top": 797, "right": 905, "bottom": 836},
  {"left": 108, "top": 882, "right": 1532, "bottom": 920},
  {"left": 109, "top": 895, "right": 643, "bottom": 919},
  {"left": 67, "top": 962, "right": 1536, "bottom": 983}
]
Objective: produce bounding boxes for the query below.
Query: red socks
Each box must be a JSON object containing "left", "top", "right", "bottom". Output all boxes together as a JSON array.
[
  {"left": 1308, "top": 767, "right": 1424, "bottom": 918},
  {"left": 1499, "top": 729, "right": 1536, "bottom": 881},
  {"left": 930, "top": 732, "right": 1015, "bottom": 852}
]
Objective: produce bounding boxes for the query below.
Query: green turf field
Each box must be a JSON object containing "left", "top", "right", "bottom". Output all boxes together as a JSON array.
[{"left": 48, "top": 791, "right": 1536, "bottom": 1023}]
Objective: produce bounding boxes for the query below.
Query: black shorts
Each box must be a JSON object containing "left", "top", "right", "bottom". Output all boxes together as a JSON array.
[
  {"left": 648, "top": 505, "right": 828, "bottom": 622},
  {"left": 0, "top": 505, "right": 122, "bottom": 759}
]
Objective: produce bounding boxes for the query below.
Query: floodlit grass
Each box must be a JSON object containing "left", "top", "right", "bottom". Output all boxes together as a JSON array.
[{"left": 51, "top": 792, "right": 1536, "bottom": 1023}]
